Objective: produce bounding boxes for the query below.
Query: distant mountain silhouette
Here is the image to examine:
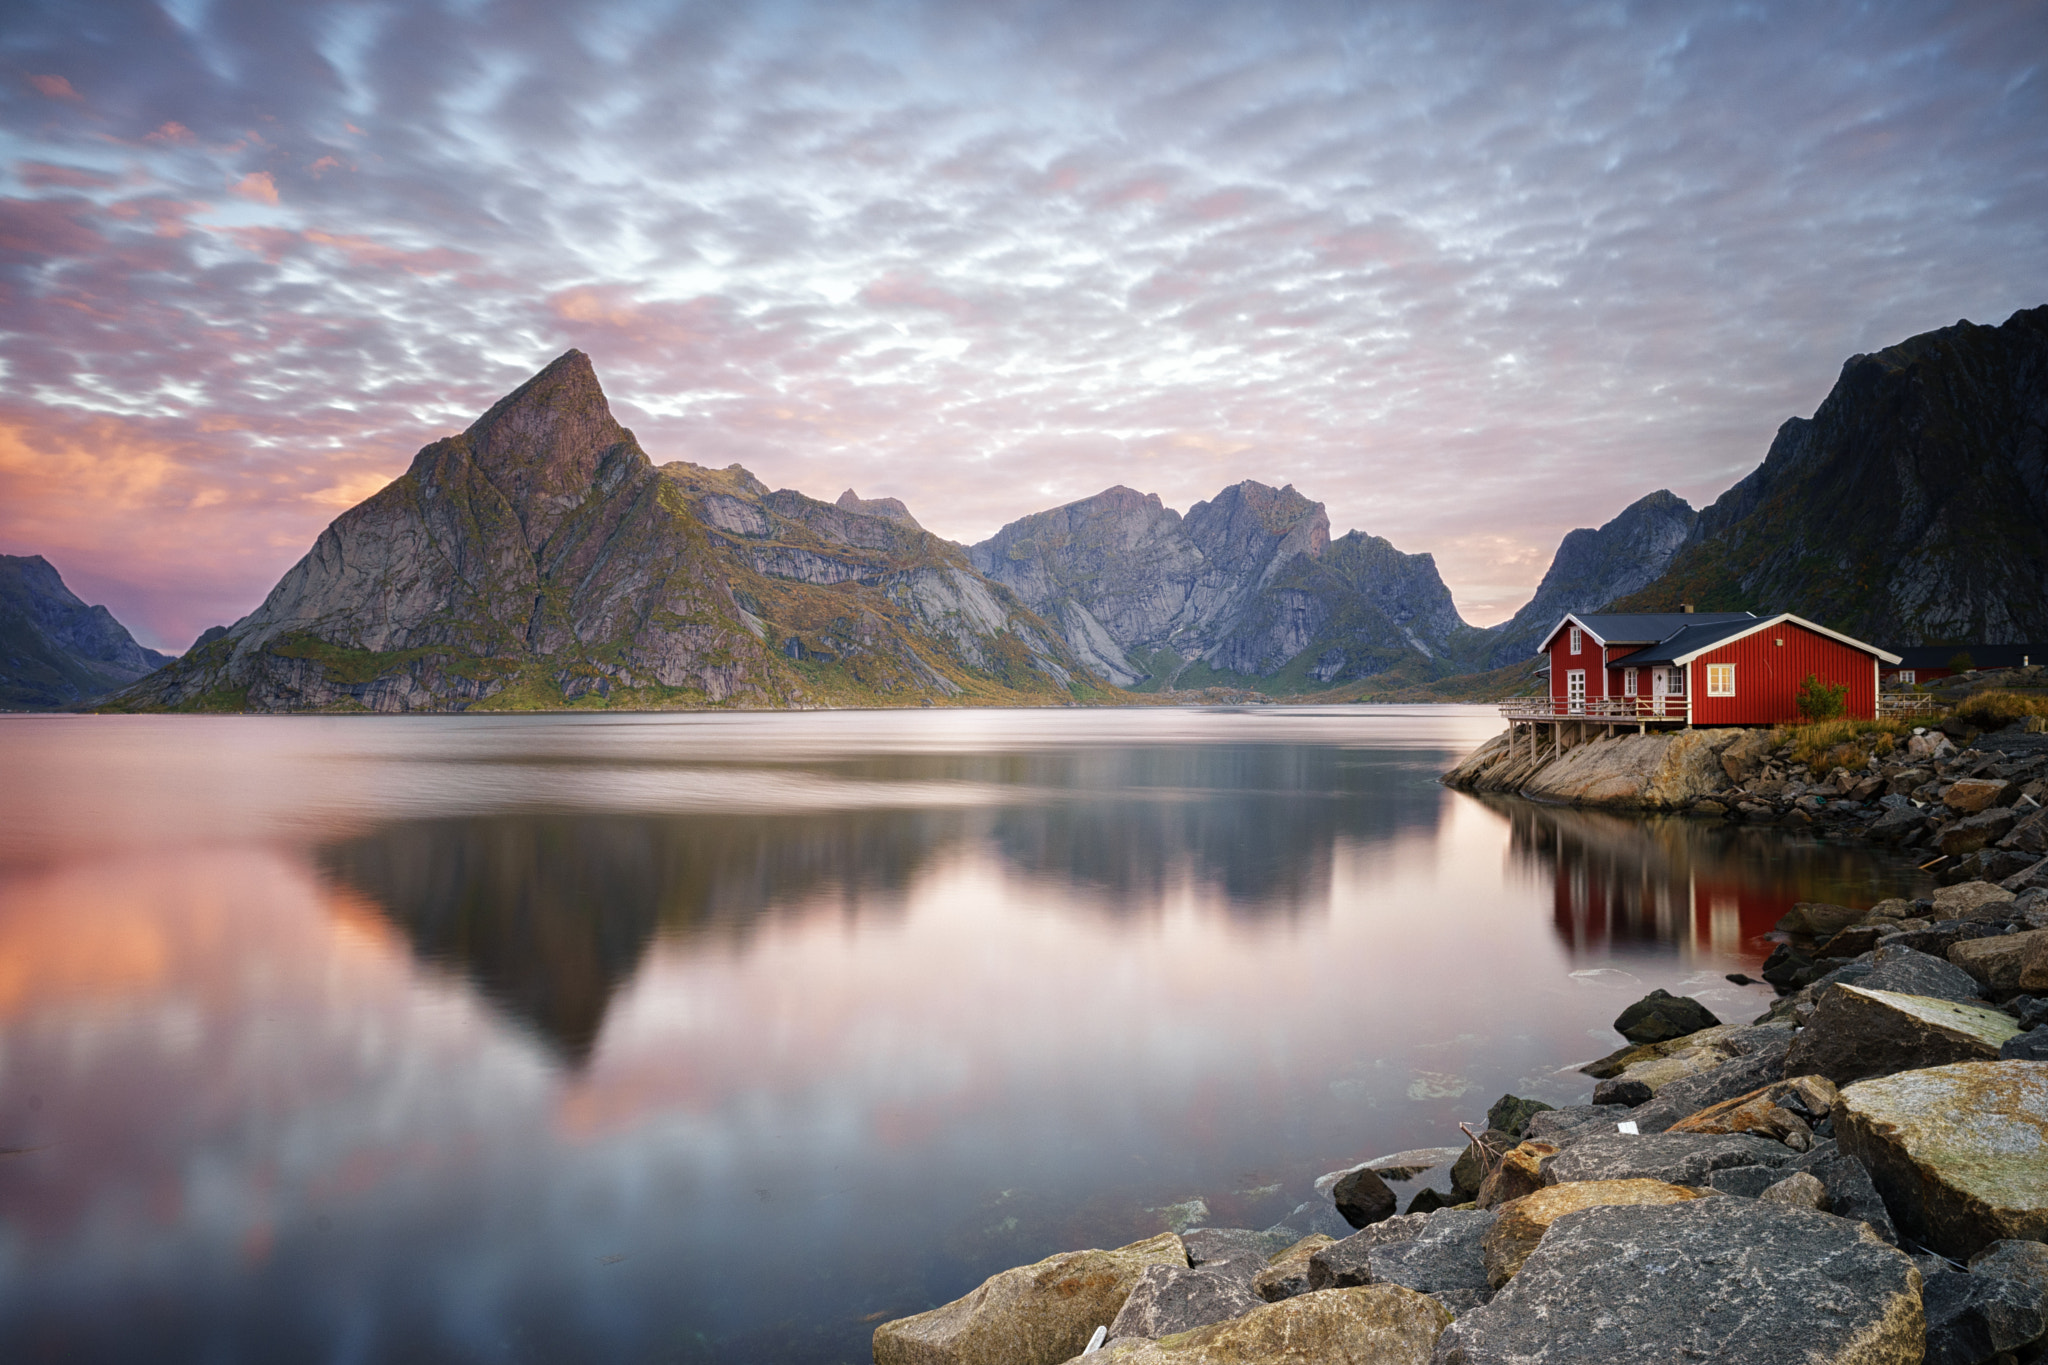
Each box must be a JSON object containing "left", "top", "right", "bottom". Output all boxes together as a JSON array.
[{"left": 0, "top": 554, "right": 168, "bottom": 708}]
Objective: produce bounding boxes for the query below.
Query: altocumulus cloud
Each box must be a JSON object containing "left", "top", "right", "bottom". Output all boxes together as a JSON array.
[{"left": 1, "top": 0, "right": 2043, "bottom": 648}]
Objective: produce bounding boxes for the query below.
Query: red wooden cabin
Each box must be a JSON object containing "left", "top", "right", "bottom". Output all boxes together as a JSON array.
[
  {"left": 1881, "top": 644, "right": 2044, "bottom": 685},
  {"left": 1534, "top": 611, "right": 1899, "bottom": 725}
]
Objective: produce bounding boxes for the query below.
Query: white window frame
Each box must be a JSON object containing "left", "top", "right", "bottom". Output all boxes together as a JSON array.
[
  {"left": 1706, "top": 663, "right": 1736, "bottom": 696},
  {"left": 1568, "top": 625, "right": 1582, "bottom": 655},
  {"left": 1622, "top": 667, "right": 1637, "bottom": 697},
  {"left": 1660, "top": 666, "right": 1685, "bottom": 697},
  {"left": 1566, "top": 669, "right": 1586, "bottom": 713},
  {"left": 1897, "top": 670, "right": 1915, "bottom": 684}
]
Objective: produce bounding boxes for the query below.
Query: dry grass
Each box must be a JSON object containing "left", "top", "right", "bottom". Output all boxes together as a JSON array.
[
  {"left": 1955, "top": 690, "right": 2048, "bottom": 729},
  {"left": 1770, "top": 716, "right": 1923, "bottom": 773}
]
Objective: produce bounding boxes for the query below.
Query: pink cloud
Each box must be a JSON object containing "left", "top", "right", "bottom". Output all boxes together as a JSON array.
[
  {"left": 28, "top": 74, "right": 81, "bottom": 102},
  {"left": 229, "top": 172, "right": 278, "bottom": 205},
  {"left": 144, "top": 122, "right": 197, "bottom": 146}
]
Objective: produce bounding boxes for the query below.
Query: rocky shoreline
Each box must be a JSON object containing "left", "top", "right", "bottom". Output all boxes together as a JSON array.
[
  {"left": 870, "top": 862, "right": 2048, "bottom": 1362},
  {"left": 1444, "top": 706, "right": 2048, "bottom": 897}
]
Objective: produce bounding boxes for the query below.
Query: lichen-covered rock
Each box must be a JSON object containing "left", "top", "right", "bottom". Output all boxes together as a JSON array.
[
  {"left": 1666, "top": 1075, "right": 1835, "bottom": 1148},
  {"left": 1431, "top": 1199, "right": 1924, "bottom": 1365},
  {"left": 1758, "top": 1170, "right": 1830, "bottom": 1210},
  {"left": 1448, "top": 1131, "right": 1516, "bottom": 1201},
  {"left": 1949, "top": 928, "right": 2048, "bottom": 994},
  {"left": 1624, "top": 1033, "right": 1794, "bottom": 1131},
  {"left": 1254, "top": 1235, "right": 1336, "bottom": 1302},
  {"left": 873, "top": 1232, "right": 1185, "bottom": 1365},
  {"left": 1836, "top": 1061, "right": 2048, "bottom": 1261},
  {"left": 1180, "top": 1228, "right": 1278, "bottom": 1267},
  {"left": 1082, "top": 1285, "right": 1452, "bottom": 1365},
  {"left": 1542, "top": 1132, "right": 1800, "bottom": 1187},
  {"left": 1479, "top": 1179, "right": 1705, "bottom": 1288},
  {"left": 1343, "top": 1209, "right": 1498, "bottom": 1316},
  {"left": 1105, "top": 1261, "right": 1262, "bottom": 1341},
  {"left": 1483, "top": 1095, "right": 1554, "bottom": 1139},
  {"left": 1944, "top": 780, "right": 2017, "bottom": 815},
  {"left": 1612, "top": 989, "right": 1720, "bottom": 1044},
  {"left": 1308, "top": 1214, "right": 1430, "bottom": 1290},
  {"left": 1473, "top": 1142, "right": 1556, "bottom": 1209},
  {"left": 1784, "top": 985, "right": 2023, "bottom": 1085},
  {"left": 1933, "top": 880, "right": 2018, "bottom": 918}
]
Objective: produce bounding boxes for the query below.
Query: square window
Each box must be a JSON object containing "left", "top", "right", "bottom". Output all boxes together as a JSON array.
[
  {"left": 1898, "top": 670, "right": 1915, "bottom": 684},
  {"left": 1707, "top": 663, "right": 1735, "bottom": 696}
]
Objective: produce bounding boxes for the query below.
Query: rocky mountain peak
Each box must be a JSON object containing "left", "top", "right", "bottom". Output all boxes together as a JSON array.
[
  {"left": 451, "top": 349, "right": 639, "bottom": 516},
  {"left": 834, "top": 489, "right": 923, "bottom": 530}
]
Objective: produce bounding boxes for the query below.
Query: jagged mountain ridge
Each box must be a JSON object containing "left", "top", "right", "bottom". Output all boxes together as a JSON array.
[
  {"left": 0, "top": 554, "right": 169, "bottom": 708},
  {"left": 969, "top": 483, "right": 1484, "bottom": 690},
  {"left": 111, "top": 352, "right": 1104, "bottom": 713},
  {"left": 1481, "top": 490, "right": 1699, "bottom": 669},
  {"left": 1609, "top": 304, "right": 2048, "bottom": 644}
]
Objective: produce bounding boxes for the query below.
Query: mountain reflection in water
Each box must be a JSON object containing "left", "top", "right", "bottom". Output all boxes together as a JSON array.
[{"left": 0, "top": 709, "right": 1931, "bottom": 1365}]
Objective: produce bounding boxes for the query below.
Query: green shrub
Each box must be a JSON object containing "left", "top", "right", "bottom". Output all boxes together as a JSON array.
[
  {"left": 1795, "top": 674, "right": 1848, "bottom": 722},
  {"left": 1948, "top": 650, "right": 1977, "bottom": 672}
]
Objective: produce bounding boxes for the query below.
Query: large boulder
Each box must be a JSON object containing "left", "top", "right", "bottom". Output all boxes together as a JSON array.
[
  {"left": 1448, "top": 1131, "right": 1516, "bottom": 1202},
  {"left": 1516, "top": 728, "right": 1739, "bottom": 809},
  {"left": 1940, "top": 808, "right": 2021, "bottom": 856},
  {"left": 1920, "top": 1270, "right": 2048, "bottom": 1365},
  {"left": 1429, "top": 1200, "right": 1924, "bottom": 1365},
  {"left": 1474, "top": 1142, "right": 1557, "bottom": 1209},
  {"left": 1949, "top": 928, "right": 2048, "bottom": 994},
  {"left": 1331, "top": 1166, "right": 1398, "bottom": 1230},
  {"left": 1932, "top": 880, "right": 2017, "bottom": 919},
  {"left": 1542, "top": 1132, "right": 1801, "bottom": 1187},
  {"left": 1855, "top": 944, "right": 1987, "bottom": 1004},
  {"left": 1181, "top": 1228, "right": 1278, "bottom": 1267},
  {"left": 873, "top": 1232, "right": 1186, "bottom": 1365},
  {"left": 1612, "top": 989, "right": 1720, "bottom": 1044},
  {"left": 1478, "top": 1180, "right": 1705, "bottom": 1288},
  {"left": 1082, "top": 1285, "right": 1452, "bottom": 1365},
  {"left": 1782, "top": 985, "right": 2022, "bottom": 1085},
  {"left": 1308, "top": 1214, "right": 1433, "bottom": 1291},
  {"left": 2001, "top": 806, "right": 2048, "bottom": 854},
  {"left": 1836, "top": 1061, "right": 2048, "bottom": 1260},
  {"left": 1944, "top": 778, "right": 2018, "bottom": 814},
  {"left": 1105, "top": 1262, "right": 1262, "bottom": 1342},
  {"left": 1342, "top": 1209, "right": 1497, "bottom": 1316}
]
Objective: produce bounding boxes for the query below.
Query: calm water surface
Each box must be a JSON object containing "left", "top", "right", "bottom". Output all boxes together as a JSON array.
[{"left": 0, "top": 706, "right": 1928, "bottom": 1363}]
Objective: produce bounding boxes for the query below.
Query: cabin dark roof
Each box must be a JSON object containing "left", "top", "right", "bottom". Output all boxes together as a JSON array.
[
  {"left": 1560, "top": 611, "right": 1754, "bottom": 646},
  {"left": 1610, "top": 618, "right": 1766, "bottom": 666},
  {"left": 1888, "top": 644, "right": 2047, "bottom": 671}
]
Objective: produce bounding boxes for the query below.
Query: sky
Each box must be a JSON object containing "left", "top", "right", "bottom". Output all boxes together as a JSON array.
[{"left": 1, "top": 1, "right": 2044, "bottom": 652}]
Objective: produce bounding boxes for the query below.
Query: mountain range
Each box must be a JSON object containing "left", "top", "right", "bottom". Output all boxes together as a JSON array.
[{"left": 3, "top": 303, "right": 2037, "bottom": 712}]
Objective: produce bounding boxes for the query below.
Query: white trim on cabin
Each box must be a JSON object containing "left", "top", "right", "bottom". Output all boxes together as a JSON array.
[
  {"left": 1538, "top": 613, "right": 1605, "bottom": 655},
  {"left": 1662, "top": 613, "right": 1903, "bottom": 666}
]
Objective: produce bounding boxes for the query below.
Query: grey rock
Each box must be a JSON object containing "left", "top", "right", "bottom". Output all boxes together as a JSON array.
[
  {"left": 1522, "top": 1104, "right": 1631, "bottom": 1144},
  {"left": 1705, "top": 1164, "right": 1786, "bottom": 1197},
  {"left": 2003, "top": 995, "right": 2048, "bottom": 1029},
  {"left": 1612, "top": 989, "right": 1721, "bottom": 1044},
  {"left": 2002, "top": 1029, "right": 2048, "bottom": 1060},
  {"left": 1360, "top": 1147, "right": 1466, "bottom": 1182},
  {"left": 1590, "top": 1077, "right": 1653, "bottom": 1107},
  {"left": 1306, "top": 1214, "right": 1429, "bottom": 1290},
  {"left": 1105, "top": 1261, "right": 1263, "bottom": 1341},
  {"left": 1542, "top": 1132, "right": 1801, "bottom": 1187},
  {"left": 1790, "top": 1146, "right": 1898, "bottom": 1244},
  {"left": 1429, "top": 1199, "right": 1925, "bottom": 1365},
  {"left": 1331, "top": 1166, "right": 1398, "bottom": 1230},
  {"left": 1757, "top": 1170, "right": 1829, "bottom": 1210},
  {"left": 1354, "top": 1209, "right": 1498, "bottom": 1316},
  {"left": 1626, "top": 1035, "right": 1792, "bottom": 1132},
  {"left": 1969, "top": 1238, "right": 2048, "bottom": 1294},
  {"left": 1861, "top": 943, "right": 1988, "bottom": 1003},
  {"left": 1921, "top": 1270, "right": 2048, "bottom": 1365},
  {"left": 1262, "top": 1198, "right": 1351, "bottom": 1245},
  {"left": 1181, "top": 1227, "right": 1281, "bottom": 1267}
]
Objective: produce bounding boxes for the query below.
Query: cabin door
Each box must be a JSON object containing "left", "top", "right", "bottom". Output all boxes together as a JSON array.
[
  {"left": 1566, "top": 670, "right": 1586, "bottom": 714},
  {"left": 1651, "top": 667, "right": 1668, "bottom": 715}
]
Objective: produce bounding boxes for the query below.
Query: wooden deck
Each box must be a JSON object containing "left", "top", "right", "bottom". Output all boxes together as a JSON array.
[{"left": 1499, "top": 697, "right": 1692, "bottom": 724}]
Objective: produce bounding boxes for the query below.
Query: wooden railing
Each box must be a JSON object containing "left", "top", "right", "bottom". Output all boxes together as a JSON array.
[
  {"left": 1498, "top": 697, "right": 1692, "bottom": 723},
  {"left": 1878, "top": 693, "right": 1938, "bottom": 718}
]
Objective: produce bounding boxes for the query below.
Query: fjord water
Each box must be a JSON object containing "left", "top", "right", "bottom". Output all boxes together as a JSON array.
[{"left": 0, "top": 708, "right": 1926, "bottom": 1364}]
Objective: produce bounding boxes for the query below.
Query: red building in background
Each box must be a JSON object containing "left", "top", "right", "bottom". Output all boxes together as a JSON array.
[{"left": 1536, "top": 611, "right": 1899, "bottom": 725}]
